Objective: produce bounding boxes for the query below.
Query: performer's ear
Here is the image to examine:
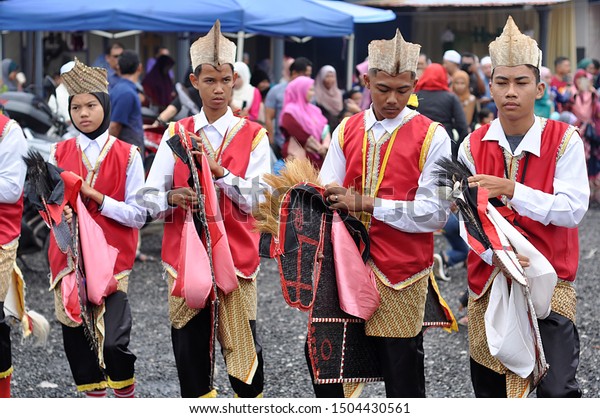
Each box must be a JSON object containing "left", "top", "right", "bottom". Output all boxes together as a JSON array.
[
  {"left": 535, "top": 82, "right": 545, "bottom": 100},
  {"left": 363, "top": 73, "right": 371, "bottom": 89},
  {"left": 189, "top": 73, "right": 199, "bottom": 90}
]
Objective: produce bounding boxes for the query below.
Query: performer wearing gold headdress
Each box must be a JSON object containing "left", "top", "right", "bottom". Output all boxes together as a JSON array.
[
  {"left": 458, "top": 16, "right": 589, "bottom": 397},
  {"left": 319, "top": 29, "right": 455, "bottom": 397},
  {"left": 142, "top": 20, "right": 270, "bottom": 398},
  {"left": 48, "top": 58, "right": 146, "bottom": 397}
]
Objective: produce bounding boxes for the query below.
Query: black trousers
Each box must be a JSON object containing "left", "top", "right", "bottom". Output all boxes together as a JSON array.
[
  {"left": 0, "top": 302, "right": 11, "bottom": 375},
  {"left": 171, "top": 305, "right": 264, "bottom": 398},
  {"left": 62, "top": 291, "right": 136, "bottom": 390},
  {"left": 470, "top": 311, "right": 581, "bottom": 398},
  {"left": 306, "top": 331, "right": 426, "bottom": 398}
]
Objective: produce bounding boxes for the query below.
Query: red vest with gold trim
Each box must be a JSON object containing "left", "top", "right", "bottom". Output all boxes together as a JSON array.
[
  {"left": 161, "top": 116, "right": 263, "bottom": 279},
  {"left": 341, "top": 111, "right": 436, "bottom": 287},
  {"left": 466, "top": 119, "right": 579, "bottom": 297},
  {"left": 0, "top": 115, "right": 24, "bottom": 245},
  {"left": 48, "top": 137, "right": 138, "bottom": 282}
]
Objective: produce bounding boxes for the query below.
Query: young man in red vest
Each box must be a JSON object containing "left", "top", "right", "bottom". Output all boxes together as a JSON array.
[
  {"left": 49, "top": 59, "right": 146, "bottom": 397},
  {"left": 0, "top": 114, "right": 27, "bottom": 398},
  {"left": 319, "top": 29, "right": 454, "bottom": 398},
  {"left": 142, "top": 21, "right": 271, "bottom": 398},
  {"left": 458, "top": 17, "right": 589, "bottom": 397}
]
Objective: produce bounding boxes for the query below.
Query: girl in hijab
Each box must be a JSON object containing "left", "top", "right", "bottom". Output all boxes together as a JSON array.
[
  {"left": 141, "top": 54, "right": 175, "bottom": 112},
  {"left": 232, "top": 61, "right": 263, "bottom": 123},
  {"left": 48, "top": 59, "right": 146, "bottom": 398},
  {"left": 452, "top": 70, "right": 478, "bottom": 131},
  {"left": 279, "top": 76, "right": 330, "bottom": 168},
  {"left": 314, "top": 65, "right": 344, "bottom": 131}
]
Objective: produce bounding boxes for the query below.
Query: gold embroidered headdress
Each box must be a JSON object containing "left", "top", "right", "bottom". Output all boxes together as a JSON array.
[
  {"left": 61, "top": 57, "right": 109, "bottom": 96},
  {"left": 190, "top": 20, "right": 236, "bottom": 71},
  {"left": 368, "top": 29, "right": 420, "bottom": 75},
  {"left": 489, "top": 16, "right": 542, "bottom": 70}
]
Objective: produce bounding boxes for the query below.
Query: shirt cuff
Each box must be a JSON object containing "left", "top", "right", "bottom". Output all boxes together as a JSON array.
[
  {"left": 214, "top": 169, "right": 231, "bottom": 188},
  {"left": 142, "top": 190, "right": 172, "bottom": 217},
  {"left": 507, "top": 181, "right": 528, "bottom": 211},
  {"left": 215, "top": 168, "right": 230, "bottom": 181},
  {"left": 372, "top": 198, "right": 406, "bottom": 222},
  {"left": 99, "top": 195, "right": 115, "bottom": 216}
]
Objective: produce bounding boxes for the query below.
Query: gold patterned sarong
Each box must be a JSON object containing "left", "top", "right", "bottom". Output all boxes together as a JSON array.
[
  {"left": 0, "top": 240, "right": 19, "bottom": 302},
  {"left": 217, "top": 279, "right": 258, "bottom": 384},
  {"left": 365, "top": 273, "right": 429, "bottom": 338}
]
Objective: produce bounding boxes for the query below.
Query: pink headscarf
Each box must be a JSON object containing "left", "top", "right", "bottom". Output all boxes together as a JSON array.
[
  {"left": 355, "top": 59, "right": 372, "bottom": 110},
  {"left": 280, "top": 76, "right": 328, "bottom": 140},
  {"left": 314, "top": 65, "right": 344, "bottom": 116},
  {"left": 355, "top": 60, "right": 368, "bottom": 77}
]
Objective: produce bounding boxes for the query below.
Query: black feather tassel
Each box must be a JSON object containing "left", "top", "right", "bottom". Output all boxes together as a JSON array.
[
  {"left": 23, "top": 149, "right": 54, "bottom": 203},
  {"left": 433, "top": 156, "right": 493, "bottom": 251}
]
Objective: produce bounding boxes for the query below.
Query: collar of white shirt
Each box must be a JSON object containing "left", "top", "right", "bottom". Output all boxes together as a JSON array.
[
  {"left": 193, "top": 107, "right": 235, "bottom": 137},
  {"left": 482, "top": 117, "right": 542, "bottom": 157},
  {"left": 364, "top": 106, "right": 414, "bottom": 135},
  {"left": 78, "top": 130, "right": 109, "bottom": 153}
]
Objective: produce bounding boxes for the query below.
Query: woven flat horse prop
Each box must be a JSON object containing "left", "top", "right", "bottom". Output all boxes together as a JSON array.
[{"left": 256, "top": 159, "right": 456, "bottom": 396}]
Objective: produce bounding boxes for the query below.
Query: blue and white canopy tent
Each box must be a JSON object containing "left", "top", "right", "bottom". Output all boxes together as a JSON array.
[{"left": 0, "top": 0, "right": 396, "bottom": 94}]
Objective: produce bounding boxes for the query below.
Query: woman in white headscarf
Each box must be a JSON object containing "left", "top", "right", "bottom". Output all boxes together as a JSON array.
[
  {"left": 232, "top": 61, "right": 263, "bottom": 123},
  {"left": 314, "top": 65, "right": 344, "bottom": 131}
]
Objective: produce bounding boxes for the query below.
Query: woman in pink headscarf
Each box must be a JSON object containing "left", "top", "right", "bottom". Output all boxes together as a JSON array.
[
  {"left": 279, "top": 76, "right": 330, "bottom": 168},
  {"left": 314, "top": 65, "right": 344, "bottom": 131}
]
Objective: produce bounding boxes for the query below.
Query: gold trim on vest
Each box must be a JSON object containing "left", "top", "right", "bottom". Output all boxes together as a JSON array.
[
  {"left": 557, "top": 124, "right": 576, "bottom": 162},
  {"left": 419, "top": 122, "right": 439, "bottom": 172}
]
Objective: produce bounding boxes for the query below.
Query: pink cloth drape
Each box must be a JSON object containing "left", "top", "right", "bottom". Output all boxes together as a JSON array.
[
  {"left": 61, "top": 194, "right": 119, "bottom": 321},
  {"left": 331, "top": 212, "right": 380, "bottom": 320},
  {"left": 77, "top": 195, "right": 118, "bottom": 306},
  {"left": 200, "top": 151, "right": 238, "bottom": 295},
  {"left": 175, "top": 209, "right": 213, "bottom": 309},
  {"left": 173, "top": 151, "right": 238, "bottom": 309}
]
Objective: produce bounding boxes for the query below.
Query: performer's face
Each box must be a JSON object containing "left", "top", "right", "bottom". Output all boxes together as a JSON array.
[
  {"left": 69, "top": 93, "right": 104, "bottom": 134},
  {"left": 190, "top": 64, "right": 237, "bottom": 114},
  {"left": 490, "top": 65, "right": 544, "bottom": 121},
  {"left": 365, "top": 70, "right": 416, "bottom": 121}
]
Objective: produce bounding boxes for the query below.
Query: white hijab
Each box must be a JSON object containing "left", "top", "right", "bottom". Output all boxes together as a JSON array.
[{"left": 232, "top": 61, "right": 255, "bottom": 111}]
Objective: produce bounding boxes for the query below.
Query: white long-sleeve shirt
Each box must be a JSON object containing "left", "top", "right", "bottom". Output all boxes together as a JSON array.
[
  {"left": 142, "top": 107, "right": 271, "bottom": 219},
  {"left": 457, "top": 117, "right": 589, "bottom": 228},
  {"left": 49, "top": 130, "right": 147, "bottom": 229},
  {"left": 319, "top": 106, "right": 451, "bottom": 233},
  {"left": 0, "top": 119, "right": 27, "bottom": 204}
]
